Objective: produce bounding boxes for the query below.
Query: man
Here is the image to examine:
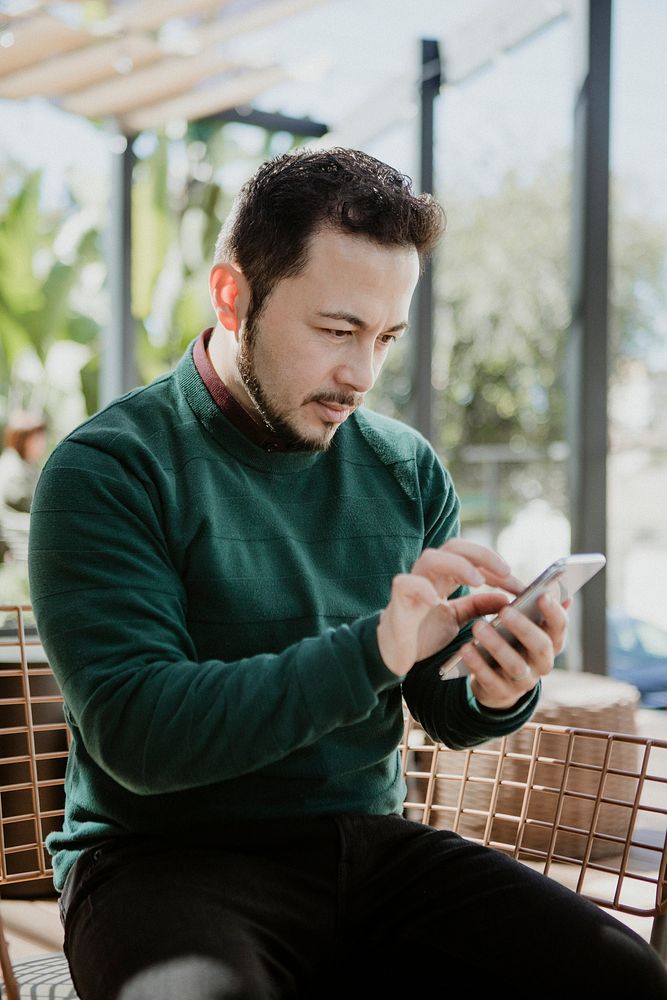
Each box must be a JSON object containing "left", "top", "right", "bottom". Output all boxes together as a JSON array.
[{"left": 28, "top": 148, "right": 666, "bottom": 1000}]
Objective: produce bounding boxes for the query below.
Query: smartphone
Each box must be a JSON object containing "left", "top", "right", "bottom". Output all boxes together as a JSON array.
[{"left": 438, "top": 552, "right": 606, "bottom": 681}]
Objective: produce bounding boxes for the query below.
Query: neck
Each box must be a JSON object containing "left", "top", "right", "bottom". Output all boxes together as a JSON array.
[{"left": 207, "top": 324, "right": 262, "bottom": 425}]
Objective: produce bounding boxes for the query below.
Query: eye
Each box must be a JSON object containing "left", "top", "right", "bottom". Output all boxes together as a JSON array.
[
  {"left": 377, "top": 334, "right": 398, "bottom": 347},
  {"left": 323, "top": 328, "right": 353, "bottom": 339}
]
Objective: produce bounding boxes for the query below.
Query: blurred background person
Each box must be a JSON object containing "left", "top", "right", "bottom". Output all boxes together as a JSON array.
[{"left": 0, "top": 410, "right": 48, "bottom": 567}]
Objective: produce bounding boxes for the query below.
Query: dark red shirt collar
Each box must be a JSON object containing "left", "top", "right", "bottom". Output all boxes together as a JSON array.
[{"left": 193, "top": 328, "right": 291, "bottom": 453}]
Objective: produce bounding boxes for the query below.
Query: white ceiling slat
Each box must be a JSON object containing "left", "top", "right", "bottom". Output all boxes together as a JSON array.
[
  {"left": 120, "top": 64, "right": 293, "bottom": 134},
  {"left": 0, "top": 34, "right": 160, "bottom": 99},
  {"left": 200, "top": 0, "right": 324, "bottom": 46},
  {"left": 318, "top": 73, "right": 415, "bottom": 151},
  {"left": 444, "top": 0, "right": 571, "bottom": 84},
  {"left": 0, "top": 15, "right": 91, "bottom": 77},
  {"left": 62, "top": 48, "right": 241, "bottom": 118}
]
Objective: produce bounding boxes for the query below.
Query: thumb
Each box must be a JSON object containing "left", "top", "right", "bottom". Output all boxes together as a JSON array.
[{"left": 449, "top": 591, "right": 512, "bottom": 628}]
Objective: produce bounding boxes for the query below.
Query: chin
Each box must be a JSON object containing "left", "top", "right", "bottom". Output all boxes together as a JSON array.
[
  {"left": 299, "top": 433, "right": 335, "bottom": 453},
  {"left": 290, "top": 422, "right": 337, "bottom": 453}
]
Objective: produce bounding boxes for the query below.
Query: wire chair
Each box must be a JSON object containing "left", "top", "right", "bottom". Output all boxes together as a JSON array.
[
  {"left": 0, "top": 604, "right": 76, "bottom": 999},
  {"left": 401, "top": 708, "right": 667, "bottom": 959},
  {"left": 1, "top": 602, "right": 666, "bottom": 999}
]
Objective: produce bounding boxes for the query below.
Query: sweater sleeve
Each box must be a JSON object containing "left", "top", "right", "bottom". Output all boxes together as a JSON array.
[
  {"left": 402, "top": 663, "right": 540, "bottom": 749},
  {"left": 28, "top": 441, "right": 400, "bottom": 797},
  {"left": 400, "top": 445, "right": 539, "bottom": 748}
]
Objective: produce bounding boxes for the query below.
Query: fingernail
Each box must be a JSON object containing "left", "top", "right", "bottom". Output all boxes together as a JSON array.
[{"left": 470, "top": 571, "right": 484, "bottom": 585}]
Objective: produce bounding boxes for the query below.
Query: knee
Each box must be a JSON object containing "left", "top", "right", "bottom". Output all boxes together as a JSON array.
[
  {"left": 117, "top": 955, "right": 247, "bottom": 1000},
  {"left": 595, "top": 922, "right": 667, "bottom": 996}
]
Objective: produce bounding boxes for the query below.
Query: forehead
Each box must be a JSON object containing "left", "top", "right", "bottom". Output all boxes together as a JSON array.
[{"left": 297, "top": 227, "right": 420, "bottom": 298}]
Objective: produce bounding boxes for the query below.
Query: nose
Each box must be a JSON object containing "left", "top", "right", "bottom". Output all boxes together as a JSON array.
[{"left": 334, "top": 340, "right": 378, "bottom": 394}]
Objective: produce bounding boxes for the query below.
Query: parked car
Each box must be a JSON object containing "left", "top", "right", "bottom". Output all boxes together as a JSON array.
[{"left": 607, "top": 610, "right": 667, "bottom": 709}]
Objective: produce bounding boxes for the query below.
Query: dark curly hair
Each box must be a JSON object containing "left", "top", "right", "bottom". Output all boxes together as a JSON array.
[{"left": 214, "top": 147, "right": 445, "bottom": 324}]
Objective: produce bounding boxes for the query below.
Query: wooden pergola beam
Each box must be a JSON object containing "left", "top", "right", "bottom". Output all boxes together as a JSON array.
[
  {"left": 120, "top": 63, "right": 293, "bottom": 134},
  {"left": 57, "top": 0, "right": 324, "bottom": 121},
  {"left": 0, "top": 0, "right": 324, "bottom": 121},
  {"left": 0, "top": 15, "right": 90, "bottom": 77},
  {"left": 0, "top": 33, "right": 161, "bottom": 99},
  {"left": 61, "top": 49, "right": 241, "bottom": 118}
]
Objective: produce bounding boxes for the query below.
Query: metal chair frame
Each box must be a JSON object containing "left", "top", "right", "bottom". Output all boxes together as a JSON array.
[
  {"left": 401, "top": 709, "right": 667, "bottom": 959},
  {"left": 0, "top": 605, "right": 74, "bottom": 999},
  {"left": 1, "top": 603, "right": 666, "bottom": 998}
]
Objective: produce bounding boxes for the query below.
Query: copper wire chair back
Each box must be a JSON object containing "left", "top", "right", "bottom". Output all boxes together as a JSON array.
[
  {"left": 401, "top": 709, "right": 667, "bottom": 958},
  {"left": 0, "top": 604, "right": 74, "bottom": 999}
]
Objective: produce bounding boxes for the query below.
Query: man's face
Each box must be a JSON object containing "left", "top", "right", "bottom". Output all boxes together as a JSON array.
[{"left": 236, "top": 228, "right": 420, "bottom": 451}]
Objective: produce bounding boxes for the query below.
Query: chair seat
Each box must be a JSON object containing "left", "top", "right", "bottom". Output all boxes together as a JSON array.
[{"left": 0, "top": 951, "right": 78, "bottom": 999}]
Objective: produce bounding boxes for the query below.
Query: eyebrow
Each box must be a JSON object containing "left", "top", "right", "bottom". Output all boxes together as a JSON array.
[{"left": 315, "top": 311, "right": 408, "bottom": 334}]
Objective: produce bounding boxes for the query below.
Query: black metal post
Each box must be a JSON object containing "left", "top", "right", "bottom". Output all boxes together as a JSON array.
[
  {"left": 207, "top": 107, "right": 328, "bottom": 138},
  {"left": 413, "top": 38, "right": 442, "bottom": 442},
  {"left": 568, "top": 0, "right": 612, "bottom": 672}
]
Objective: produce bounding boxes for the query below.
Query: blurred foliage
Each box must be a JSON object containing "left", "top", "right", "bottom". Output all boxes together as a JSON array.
[
  {"left": 131, "top": 122, "right": 301, "bottom": 385},
  {"left": 431, "top": 165, "right": 570, "bottom": 456},
  {"left": 1, "top": 129, "right": 665, "bottom": 576},
  {"left": 0, "top": 559, "right": 31, "bottom": 605},
  {"left": 426, "top": 161, "right": 667, "bottom": 458},
  {"left": 0, "top": 162, "right": 101, "bottom": 431}
]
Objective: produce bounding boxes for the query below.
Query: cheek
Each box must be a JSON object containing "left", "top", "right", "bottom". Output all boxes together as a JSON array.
[
  {"left": 254, "top": 342, "right": 304, "bottom": 398},
  {"left": 277, "top": 342, "right": 330, "bottom": 385},
  {"left": 371, "top": 349, "right": 390, "bottom": 382},
  {"left": 376, "top": 348, "right": 390, "bottom": 371}
]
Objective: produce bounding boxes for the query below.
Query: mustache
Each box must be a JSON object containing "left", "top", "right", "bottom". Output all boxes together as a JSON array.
[{"left": 304, "top": 390, "right": 363, "bottom": 408}]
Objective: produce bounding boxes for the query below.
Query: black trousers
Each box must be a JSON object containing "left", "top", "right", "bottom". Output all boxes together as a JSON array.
[{"left": 60, "top": 813, "right": 667, "bottom": 1000}]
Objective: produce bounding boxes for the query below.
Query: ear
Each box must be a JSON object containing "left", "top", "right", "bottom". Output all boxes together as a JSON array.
[{"left": 209, "top": 263, "right": 250, "bottom": 336}]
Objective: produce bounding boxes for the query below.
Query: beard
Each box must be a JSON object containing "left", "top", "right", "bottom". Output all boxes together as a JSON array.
[{"left": 236, "top": 315, "right": 360, "bottom": 453}]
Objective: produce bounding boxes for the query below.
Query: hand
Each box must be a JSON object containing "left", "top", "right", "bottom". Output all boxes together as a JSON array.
[
  {"left": 377, "top": 540, "right": 524, "bottom": 677},
  {"left": 461, "top": 593, "right": 569, "bottom": 709}
]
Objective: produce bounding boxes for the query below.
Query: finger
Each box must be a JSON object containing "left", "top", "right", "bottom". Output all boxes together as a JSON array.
[
  {"left": 461, "top": 639, "right": 538, "bottom": 694},
  {"left": 415, "top": 545, "right": 518, "bottom": 598},
  {"left": 413, "top": 549, "right": 487, "bottom": 593},
  {"left": 493, "top": 605, "right": 554, "bottom": 675},
  {"left": 438, "top": 541, "right": 525, "bottom": 595},
  {"left": 438, "top": 540, "right": 512, "bottom": 579},
  {"left": 537, "top": 593, "right": 569, "bottom": 655},
  {"left": 479, "top": 570, "right": 526, "bottom": 596},
  {"left": 448, "top": 591, "right": 512, "bottom": 628},
  {"left": 471, "top": 617, "right": 539, "bottom": 681}
]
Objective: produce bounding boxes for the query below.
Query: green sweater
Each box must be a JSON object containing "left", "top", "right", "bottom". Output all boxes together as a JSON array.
[{"left": 29, "top": 340, "right": 538, "bottom": 891}]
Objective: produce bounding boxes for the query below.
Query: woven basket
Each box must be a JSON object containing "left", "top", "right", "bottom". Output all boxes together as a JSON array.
[{"left": 428, "top": 671, "right": 641, "bottom": 860}]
